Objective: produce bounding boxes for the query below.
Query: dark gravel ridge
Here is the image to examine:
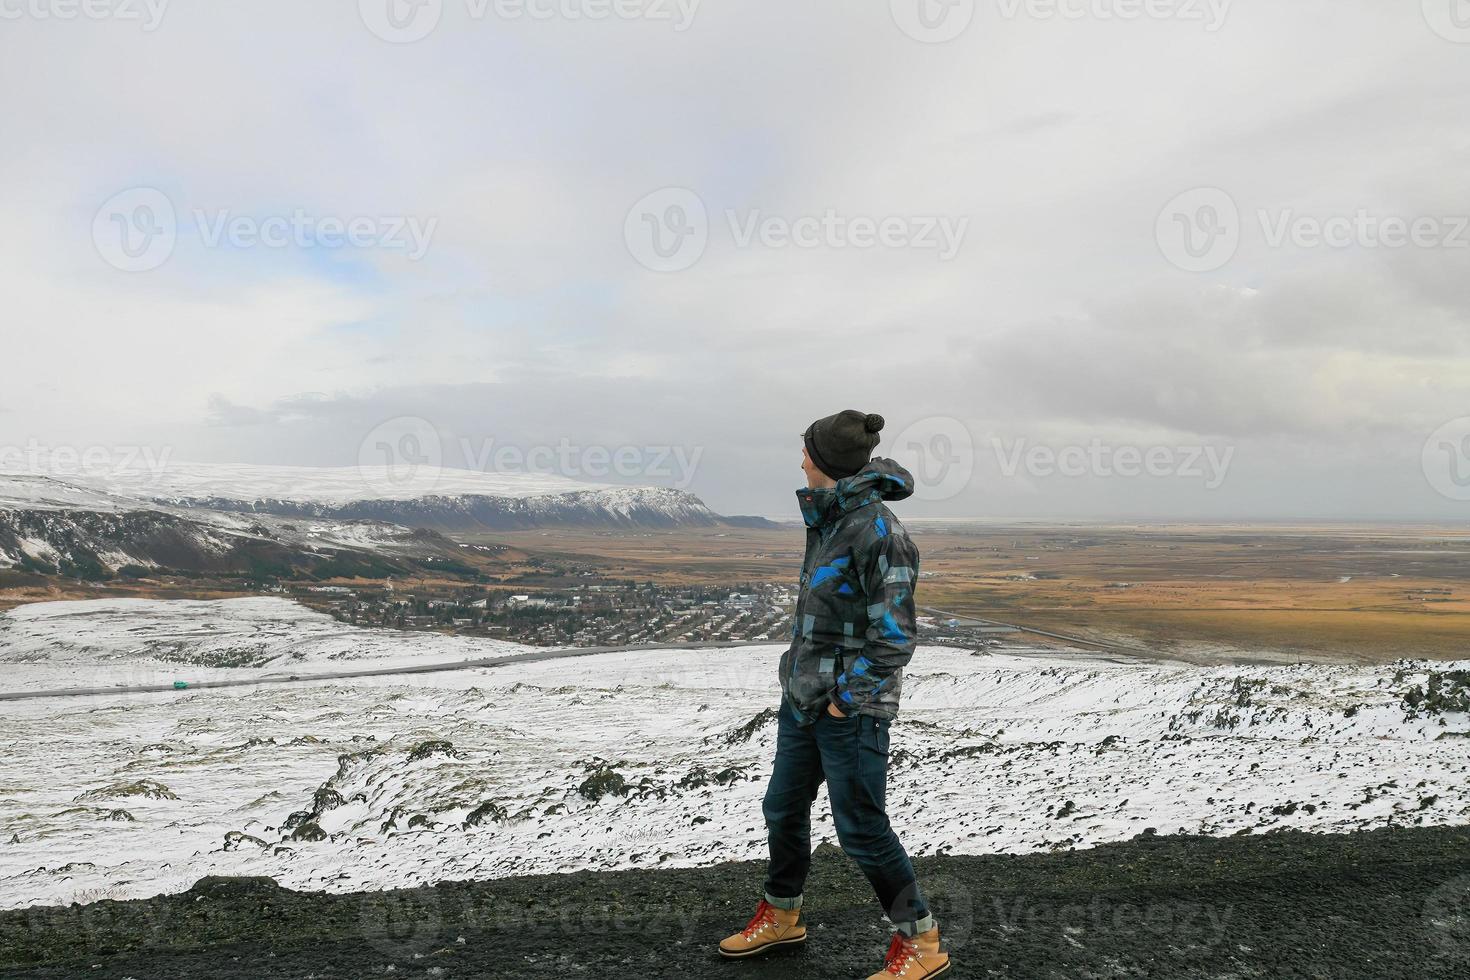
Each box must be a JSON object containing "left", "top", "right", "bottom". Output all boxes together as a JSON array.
[{"left": 2, "top": 825, "right": 1468, "bottom": 979}]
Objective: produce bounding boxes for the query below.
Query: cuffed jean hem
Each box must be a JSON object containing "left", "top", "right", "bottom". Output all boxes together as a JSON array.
[
  {"left": 765, "top": 892, "right": 803, "bottom": 911},
  {"left": 894, "top": 913, "right": 935, "bottom": 937}
]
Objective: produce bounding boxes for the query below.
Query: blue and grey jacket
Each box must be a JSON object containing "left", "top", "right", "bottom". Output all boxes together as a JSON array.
[{"left": 780, "top": 457, "right": 920, "bottom": 724}]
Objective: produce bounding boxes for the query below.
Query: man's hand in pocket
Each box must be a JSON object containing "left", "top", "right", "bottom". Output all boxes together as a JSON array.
[{"left": 826, "top": 701, "right": 846, "bottom": 718}]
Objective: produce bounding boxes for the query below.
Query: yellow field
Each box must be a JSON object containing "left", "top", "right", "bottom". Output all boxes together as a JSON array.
[{"left": 479, "top": 523, "right": 1470, "bottom": 664}]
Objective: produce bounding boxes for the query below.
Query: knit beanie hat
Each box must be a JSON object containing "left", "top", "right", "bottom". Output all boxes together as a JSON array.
[{"left": 803, "top": 410, "right": 884, "bottom": 480}]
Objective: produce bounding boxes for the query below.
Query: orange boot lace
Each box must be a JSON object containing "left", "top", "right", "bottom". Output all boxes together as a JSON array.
[
  {"left": 882, "top": 932, "right": 919, "bottom": 974},
  {"left": 741, "top": 900, "right": 778, "bottom": 939}
]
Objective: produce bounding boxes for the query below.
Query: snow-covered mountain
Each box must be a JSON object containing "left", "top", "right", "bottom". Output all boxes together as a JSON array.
[
  {"left": 0, "top": 473, "right": 478, "bottom": 580},
  {"left": 169, "top": 484, "right": 725, "bottom": 531},
  {"left": 1, "top": 597, "right": 1466, "bottom": 910},
  {"left": 0, "top": 463, "right": 769, "bottom": 578},
  {"left": 4, "top": 463, "right": 763, "bottom": 531}
]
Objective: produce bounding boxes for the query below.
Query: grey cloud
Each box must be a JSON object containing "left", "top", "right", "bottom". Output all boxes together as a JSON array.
[{"left": 1, "top": 0, "right": 1467, "bottom": 521}]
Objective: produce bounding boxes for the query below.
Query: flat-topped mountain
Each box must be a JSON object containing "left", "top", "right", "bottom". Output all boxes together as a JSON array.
[{"left": 0, "top": 464, "right": 771, "bottom": 580}]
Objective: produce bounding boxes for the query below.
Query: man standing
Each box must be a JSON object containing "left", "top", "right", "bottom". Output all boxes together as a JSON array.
[{"left": 720, "top": 411, "right": 950, "bottom": 978}]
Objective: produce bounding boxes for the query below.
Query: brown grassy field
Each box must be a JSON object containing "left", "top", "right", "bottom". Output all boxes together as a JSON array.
[
  {"left": 0, "top": 580, "right": 245, "bottom": 614},
  {"left": 477, "top": 522, "right": 1470, "bottom": 664}
]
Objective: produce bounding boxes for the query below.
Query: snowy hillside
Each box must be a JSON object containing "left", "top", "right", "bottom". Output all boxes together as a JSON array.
[
  {"left": 0, "top": 497, "right": 471, "bottom": 580},
  {"left": 0, "top": 597, "right": 526, "bottom": 691},
  {"left": 1, "top": 598, "right": 1466, "bottom": 910},
  {"left": 0, "top": 474, "right": 141, "bottom": 512},
  {"left": 201, "top": 484, "right": 724, "bottom": 530}
]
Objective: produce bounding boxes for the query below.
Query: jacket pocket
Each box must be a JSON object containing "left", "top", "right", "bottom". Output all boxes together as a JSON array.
[{"left": 803, "top": 614, "right": 866, "bottom": 651}]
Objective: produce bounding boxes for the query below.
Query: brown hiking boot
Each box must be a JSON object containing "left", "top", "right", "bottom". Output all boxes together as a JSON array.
[
  {"left": 718, "top": 899, "right": 806, "bottom": 958},
  {"left": 865, "top": 926, "right": 950, "bottom": 978}
]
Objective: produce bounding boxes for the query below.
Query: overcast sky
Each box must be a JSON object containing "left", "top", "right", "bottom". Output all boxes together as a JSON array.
[{"left": 3, "top": 0, "right": 1469, "bottom": 520}]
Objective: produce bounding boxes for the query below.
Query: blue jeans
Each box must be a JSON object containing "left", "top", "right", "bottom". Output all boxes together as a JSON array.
[{"left": 762, "top": 699, "right": 931, "bottom": 933}]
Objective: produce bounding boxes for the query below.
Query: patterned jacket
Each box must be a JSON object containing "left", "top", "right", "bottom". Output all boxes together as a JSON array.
[{"left": 779, "top": 457, "right": 920, "bottom": 724}]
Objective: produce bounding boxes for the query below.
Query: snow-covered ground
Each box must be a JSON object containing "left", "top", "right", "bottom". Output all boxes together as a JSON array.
[
  {"left": 0, "top": 597, "right": 528, "bottom": 692},
  {"left": 1, "top": 598, "right": 1467, "bottom": 911},
  {"left": 0, "top": 474, "right": 143, "bottom": 513}
]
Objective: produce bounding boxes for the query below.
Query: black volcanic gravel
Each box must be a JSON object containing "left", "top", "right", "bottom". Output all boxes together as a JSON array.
[{"left": 1, "top": 826, "right": 1468, "bottom": 979}]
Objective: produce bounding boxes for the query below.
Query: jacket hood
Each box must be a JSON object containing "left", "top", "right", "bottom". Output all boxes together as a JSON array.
[
  {"left": 836, "top": 457, "right": 916, "bottom": 506},
  {"left": 798, "top": 457, "right": 915, "bottom": 528}
]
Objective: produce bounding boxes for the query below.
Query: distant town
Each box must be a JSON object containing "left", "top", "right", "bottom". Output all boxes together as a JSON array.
[{"left": 286, "top": 579, "right": 1005, "bottom": 649}]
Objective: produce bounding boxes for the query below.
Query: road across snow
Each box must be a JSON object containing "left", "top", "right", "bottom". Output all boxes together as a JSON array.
[{"left": 0, "top": 598, "right": 1466, "bottom": 911}]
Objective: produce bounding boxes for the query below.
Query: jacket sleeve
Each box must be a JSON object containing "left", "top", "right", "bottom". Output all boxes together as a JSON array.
[{"left": 831, "top": 524, "right": 919, "bottom": 710}]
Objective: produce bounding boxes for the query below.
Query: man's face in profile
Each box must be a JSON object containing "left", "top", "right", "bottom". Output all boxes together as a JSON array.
[{"left": 801, "top": 445, "right": 829, "bottom": 489}]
